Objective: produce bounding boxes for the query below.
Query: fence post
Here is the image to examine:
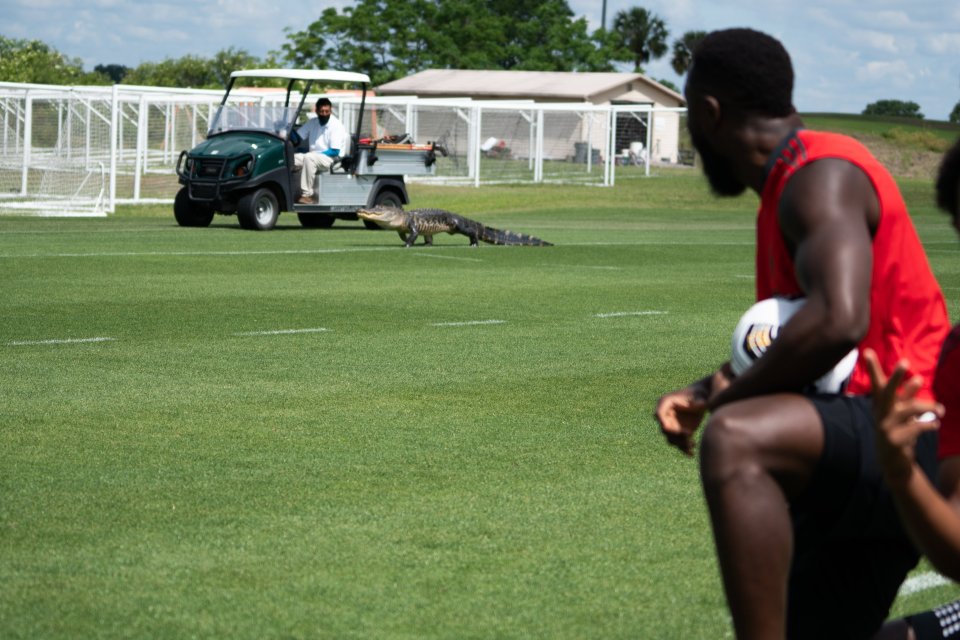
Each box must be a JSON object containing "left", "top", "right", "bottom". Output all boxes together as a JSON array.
[
  {"left": 586, "top": 111, "right": 593, "bottom": 174},
  {"left": 134, "top": 93, "right": 148, "bottom": 200},
  {"left": 645, "top": 108, "right": 653, "bottom": 177},
  {"left": 109, "top": 84, "right": 118, "bottom": 213},
  {"left": 191, "top": 104, "right": 198, "bottom": 148},
  {"left": 61, "top": 96, "right": 69, "bottom": 159},
  {"left": 21, "top": 92, "right": 31, "bottom": 196},
  {"left": 166, "top": 102, "right": 174, "bottom": 165},
  {"left": 527, "top": 111, "right": 535, "bottom": 173},
  {"left": 2, "top": 97, "right": 7, "bottom": 156},
  {"left": 85, "top": 98, "right": 92, "bottom": 168},
  {"left": 606, "top": 107, "right": 615, "bottom": 187},
  {"left": 406, "top": 102, "right": 415, "bottom": 142},
  {"left": 473, "top": 106, "right": 482, "bottom": 188},
  {"left": 534, "top": 109, "right": 544, "bottom": 183}
]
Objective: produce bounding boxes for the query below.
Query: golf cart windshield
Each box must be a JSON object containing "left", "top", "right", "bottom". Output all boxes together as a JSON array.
[
  {"left": 208, "top": 104, "right": 299, "bottom": 136},
  {"left": 207, "top": 69, "right": 372, "bottom": 138}
]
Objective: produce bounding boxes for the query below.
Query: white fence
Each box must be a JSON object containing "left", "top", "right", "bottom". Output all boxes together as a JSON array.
[{"left": 0, "top": 81, "right": 689, "bottom": 216}]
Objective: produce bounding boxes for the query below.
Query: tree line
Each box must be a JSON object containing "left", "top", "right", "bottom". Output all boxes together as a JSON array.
[
  {"left": 2, "top": 0, "right": 958, "bottom": 123},
  {"left": 0, "top": 2, "right": 701, "bottom": 91}
]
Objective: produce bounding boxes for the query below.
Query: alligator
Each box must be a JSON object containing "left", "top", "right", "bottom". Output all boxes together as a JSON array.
[{"left": 356, "top": 205, "right": 552, "bottom": 247}]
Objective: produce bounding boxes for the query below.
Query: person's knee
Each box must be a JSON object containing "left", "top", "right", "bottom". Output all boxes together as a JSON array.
[
  {"left": 700, "top": 397, "right": 824, "bottom": 501},
  {"left": 699, "top": 409, "right": 767, "bottom": 488}
]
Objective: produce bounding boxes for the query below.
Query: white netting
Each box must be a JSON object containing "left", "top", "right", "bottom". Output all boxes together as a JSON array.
[
  {"left": 0, "top": 91, "right": 111, "bottom": 216},
  {"left": 0, "top": 81, "right": 691, "bottom": 216}
]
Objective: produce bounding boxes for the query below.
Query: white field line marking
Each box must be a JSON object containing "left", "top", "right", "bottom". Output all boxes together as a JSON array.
[
  {"left": 0, "top": 247, "right": 399, "bottom": 259},
  {"left": 8, "top": 336, "right": 116, "bottom": 346},
  {"left": 0, "top": 242, "right": 768, "bottom": 259},
  {"left": 431, "top": 320, "right": 506, "bottom": 327},
  {"left": 594, "top": 311, "right": 668, "bottom": 319},
  {"left": 898, "top": 571, "right": 952, "bottom": 596},
  {"left": 0, "top": 227, "right": 188, "bottom": 236},
  {"left": 564, "top": 241, "right": 755, "bottom": 247},
  {"left": 233, "top": 328, "right": 331, "bottom": 337},
  {"left": 734, "top": 275, "right": 754, "bottom": 279},
  {"left": 411, "top": 253, "right": 484, "bottom": 262},
  {"left": 540, "top": 263, "right": 622, "bottom": 270},
  {"left": 0, "top": 247, "right": 398, "bottom": 258}
]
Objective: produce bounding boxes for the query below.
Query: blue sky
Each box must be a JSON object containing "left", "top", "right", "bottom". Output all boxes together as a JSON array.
[{"left": 4, "top": 0, "right": 960, "bottom": 120}]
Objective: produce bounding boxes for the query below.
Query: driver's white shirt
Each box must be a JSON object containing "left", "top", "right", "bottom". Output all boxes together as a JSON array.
[{"left": 298, "top": 114, "right": 347, "bottom": 155}]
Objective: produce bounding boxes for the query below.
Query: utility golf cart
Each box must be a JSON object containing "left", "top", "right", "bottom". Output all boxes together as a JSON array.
[{"left": 174, "top": 69, "right": 442, "bottom": 230}]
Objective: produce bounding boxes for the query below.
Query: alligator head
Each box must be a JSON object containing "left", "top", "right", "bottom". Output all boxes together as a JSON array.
[{"left": 356, "top": 205, "right": 406, "bottom": 230}]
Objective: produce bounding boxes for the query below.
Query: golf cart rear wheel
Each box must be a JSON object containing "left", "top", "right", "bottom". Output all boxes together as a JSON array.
[
  {"left": 173, "top": 187, "right": 214, "bottom": 227},
  {"left": 237, "top": 187, "right": 279, "bottom": 230},
  {"left": 298, "top": 213, "right": 335, "bottom": 228}
]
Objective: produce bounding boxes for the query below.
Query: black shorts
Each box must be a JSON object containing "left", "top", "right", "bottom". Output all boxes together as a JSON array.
[{"left": 786, "top": 393, "right": 940, "bottom": 639}]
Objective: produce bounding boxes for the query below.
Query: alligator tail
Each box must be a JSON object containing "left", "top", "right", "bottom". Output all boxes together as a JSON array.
[{"left": 476, "top": 225, "right": 553, "bottom": 246}]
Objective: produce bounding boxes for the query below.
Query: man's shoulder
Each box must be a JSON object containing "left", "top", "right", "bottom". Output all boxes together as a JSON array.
[{"left": 796, "top": 129, "right": 872, "bottom": 158}]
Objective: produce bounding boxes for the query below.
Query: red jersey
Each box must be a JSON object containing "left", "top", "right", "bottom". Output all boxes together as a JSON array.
[
  {"left": 936, "top": 325, "right": 960, "bottom": 459},
  {"left": 757, "top": 129, "right": 949, "bottom": 400}
]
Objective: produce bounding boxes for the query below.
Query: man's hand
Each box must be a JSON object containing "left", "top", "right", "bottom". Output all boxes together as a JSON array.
[
  {"left": 655, "top": 385, "right": 709, "bottom": 457},
  {"left": 864, "top": 348, "right": 943, "bottom": 483}
]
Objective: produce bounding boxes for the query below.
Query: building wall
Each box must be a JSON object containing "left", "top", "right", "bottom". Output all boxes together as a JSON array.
[{"left": 650, "top": 111, "right": 682, "bottom": 164}]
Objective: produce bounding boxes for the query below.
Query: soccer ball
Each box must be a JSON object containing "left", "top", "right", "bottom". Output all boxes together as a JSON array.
[{"left": 730, "top": 297, "right": 858, "bottom": 394}]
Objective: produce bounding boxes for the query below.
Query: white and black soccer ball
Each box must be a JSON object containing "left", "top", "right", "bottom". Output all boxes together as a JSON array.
[{"left": 730, "top": 297, "right": 858, "bottom": 394}]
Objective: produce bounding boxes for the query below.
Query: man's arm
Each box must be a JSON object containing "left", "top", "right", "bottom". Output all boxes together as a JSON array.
[
  {"left": 890, "top": 458, "right": 960, "bottom": 581},
  {"left": 709, "top": 159, "right": 877, "bottom": 409},
  {"left": 866, "top": 348, "right": 960, "bottom": 580}
]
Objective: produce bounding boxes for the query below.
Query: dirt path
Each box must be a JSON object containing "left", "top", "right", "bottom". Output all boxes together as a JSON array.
[{"left": 852, "top": 134, "right": 946, "bottom": 180}]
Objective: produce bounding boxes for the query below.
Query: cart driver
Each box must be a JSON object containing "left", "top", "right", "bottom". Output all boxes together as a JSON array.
[{"left": 292, "top": 97, "right": 348, "bottom": 204}]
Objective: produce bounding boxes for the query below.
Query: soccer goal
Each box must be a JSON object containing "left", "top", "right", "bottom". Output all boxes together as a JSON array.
[
  {"left": 0, "top": 159, "right": 107, "bottom": 217},
  {"left": 0, "top": 85, "right": 111, "bottom": 216}
]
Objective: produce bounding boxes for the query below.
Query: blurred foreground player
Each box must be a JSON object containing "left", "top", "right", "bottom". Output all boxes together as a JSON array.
[{"left": 653, "top": 28, "right": 950, "bottom": 639}]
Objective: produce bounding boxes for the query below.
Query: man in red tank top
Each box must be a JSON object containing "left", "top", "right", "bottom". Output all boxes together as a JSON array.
[{"left": 653, "top": 28, "right": 950, "bottom": 639}]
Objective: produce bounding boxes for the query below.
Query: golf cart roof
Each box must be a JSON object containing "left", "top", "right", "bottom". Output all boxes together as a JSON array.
[{"left": 230, "top": 69, "right": 371, "bottom": 84}]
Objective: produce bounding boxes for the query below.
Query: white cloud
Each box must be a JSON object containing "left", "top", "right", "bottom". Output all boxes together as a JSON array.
[
  {"left": 12, "top": 0, "right": 58, "bottom": 7},
  {"left": 805, "top": 7, "right": 845, "bottom": 30},
  {"left": 849, "top": 30, "right": 906, "bottom": 54},
  {"left": 857, "top": 59, "right": 915, "bottom": 86},
  {"left": 927, "top": 32, "right": 960, "bottom": 54},
  {"left": 861, "top": 10, "right": 913, "bottom": 29}
]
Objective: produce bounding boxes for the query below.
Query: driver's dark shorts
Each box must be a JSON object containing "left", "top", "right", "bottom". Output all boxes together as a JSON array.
[{"left": 786, "top": 393, "right": 940, "bottom": 639}]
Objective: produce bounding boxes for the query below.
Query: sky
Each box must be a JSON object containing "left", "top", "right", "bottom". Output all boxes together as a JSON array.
[{"left": 4, "top": 0, "right": 960, "bottom": 120}]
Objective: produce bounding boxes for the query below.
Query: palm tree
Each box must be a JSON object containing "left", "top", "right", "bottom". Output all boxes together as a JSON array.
[
  {"left": 670, "top": 30, "right": 706, "bottom": 76},
  {"left": 611, "top": 7, "right": 669, "bottom": 73}
]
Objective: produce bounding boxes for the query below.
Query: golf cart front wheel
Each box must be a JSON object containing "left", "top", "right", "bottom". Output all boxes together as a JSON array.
[
  {"left": 237, "top": 188, "right": 280, "bottom": 230},
  {"left": 173, "top": 187, "right": 214, "bottom": 227}
]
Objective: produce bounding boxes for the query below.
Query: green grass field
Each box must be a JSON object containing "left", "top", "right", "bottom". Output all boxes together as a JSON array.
[{"left": 3, "top": 169, "right": 960, "bottom": 638}]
